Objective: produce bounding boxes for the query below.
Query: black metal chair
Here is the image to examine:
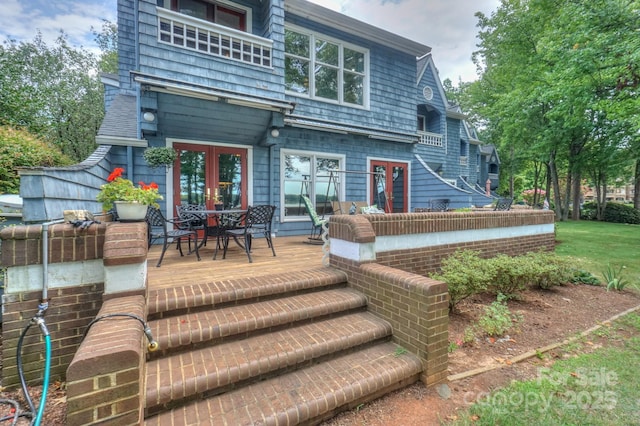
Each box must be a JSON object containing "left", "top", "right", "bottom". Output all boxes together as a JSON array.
[
  {"left": 219, "top": 205, "right": 276, "bottom": 263},
  {"left": 146, "top": 206, "right": 201, "bottom": 267},
  {"left": 494, "top": 197, "right": 513, "bottom": 211},
  {"left": 429, "top": 198, "right": 450, "bottom": 212},
  {"left": 176, "top": 204, "right": 207, "bottom": 250}
]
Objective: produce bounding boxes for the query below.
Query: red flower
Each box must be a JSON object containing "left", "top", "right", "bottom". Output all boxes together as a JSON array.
[
  {"left": 107, "top": 167, "right": 125, "bottom": 182},
  {"left": 138, "top": 181, "right": 159, "bottom": 191}
]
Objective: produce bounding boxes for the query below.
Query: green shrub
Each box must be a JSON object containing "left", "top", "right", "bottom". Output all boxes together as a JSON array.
[
  {"left": 521, "top": 251, "right": 573, "bottom": 289},
  {"left": 570, "top": 269, "right": 601, "bottom": 285},
  {"left": 0, "top": 126, "right": 72, "bottom": 193},
  {"left": 477, "top": 293, "right": 523, "bottom": 337},
  {"left": 485, "top": 254, "right": 529, "bottom": 298},
  {"left": 431, "top": 250, "right": 492, "bottom": 311},
  {"left": 484, "top": 251, "right": 572, "bottom": 296},
  {"left": 603, "top": 202, "right": 640, "bottom": 224},
  {"left": 580, "top": 201, "right": 598, "bottom": 220}
]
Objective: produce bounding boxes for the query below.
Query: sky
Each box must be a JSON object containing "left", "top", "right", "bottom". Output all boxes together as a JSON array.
[{"left": 0, "top": 0, "right": 500, "bottom": 82}]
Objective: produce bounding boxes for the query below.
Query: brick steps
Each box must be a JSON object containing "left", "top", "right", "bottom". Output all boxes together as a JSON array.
[
  {"left": 147, "top": 268, "right": 349, "bottom": 319},
  {"left": 148, "top": 288, "right": 368, "bottom": 356},
  {"left": 145, "top": 312, "right": 392, "bottom": 410},
  {"left": 144, "top": 342, "right": 422, "bottom": 426},
  {"left": 144, "top": 267, "right": 423, "bottom": 424}
]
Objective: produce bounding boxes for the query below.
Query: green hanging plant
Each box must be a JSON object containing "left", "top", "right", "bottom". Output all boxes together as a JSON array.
[{"left": 143, "top": 147, "right": 178, "bottom": 168}]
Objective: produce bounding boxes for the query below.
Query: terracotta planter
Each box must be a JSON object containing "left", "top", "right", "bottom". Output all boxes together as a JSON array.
[{"left": 114, "top": 201, "right": 148, "bottom": 222}]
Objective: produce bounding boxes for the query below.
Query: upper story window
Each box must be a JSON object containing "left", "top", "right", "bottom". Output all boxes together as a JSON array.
[
  {"left": 417, "top": 115, "right": 426, "bottom": 131},
  {"left": 167, "top": 0, "right": 246, "bottom": 31},
  {"left": 285, "top": 26, "right": 369, "bottom": 108}
]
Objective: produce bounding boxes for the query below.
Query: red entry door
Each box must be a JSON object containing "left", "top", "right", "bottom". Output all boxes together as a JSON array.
[
  {"left": 172, "top": 143, "right": 248, "bottom": 212},
  {"left": 370, "top": 160, "right": 408, "bottom": 213}
]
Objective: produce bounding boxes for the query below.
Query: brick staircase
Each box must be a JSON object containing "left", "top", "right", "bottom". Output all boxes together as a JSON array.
[{"left": 143, "top": 267, "right": 423, "bottom": 425}]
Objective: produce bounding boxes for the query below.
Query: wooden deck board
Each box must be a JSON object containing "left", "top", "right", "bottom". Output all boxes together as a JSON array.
[{"left": 147, "top": 235, "right": 325, "bottom": 290}]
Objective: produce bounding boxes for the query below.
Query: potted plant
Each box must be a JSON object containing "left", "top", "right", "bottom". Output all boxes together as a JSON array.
[
  {"left": 97, "top": 168, "right": 163, "bottom": 220},
  {"left": 143, "top": 147, "right": 178, "bottom": 169}
]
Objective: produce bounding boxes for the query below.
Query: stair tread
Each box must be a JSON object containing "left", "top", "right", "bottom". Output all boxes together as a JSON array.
[
  {"left": 146, "top": 311, "right": 392, "bottom": 408},
  {"left": 148, "top": 267, "right": 348, "bottom": 316},
  {"left": 150, "top": 288, "right": 367, "bottom": 351},
  {"left": 144, "top": 342, "right": 422, "bottom": 426}
]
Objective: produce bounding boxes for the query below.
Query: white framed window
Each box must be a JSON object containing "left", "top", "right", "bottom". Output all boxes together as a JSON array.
[
  {"left": 417, "top": 115, "right": 426, "bottom": 131},
  {"left": 284, "top": 26, "right": 369, "bottom": 108},
  {"left": 163, "top": 0, "right": 251, "bottom": 32},
  {"left": 281, "top": 150, "right": 345, "bottom": 220}
]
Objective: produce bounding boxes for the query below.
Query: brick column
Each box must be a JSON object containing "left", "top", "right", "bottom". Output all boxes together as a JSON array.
[
  {"left": 66, "top": 296, "right": 146, "bottom": 426},
  {"left": 102, "top": 222, "right": 148, "bottom": 297}
]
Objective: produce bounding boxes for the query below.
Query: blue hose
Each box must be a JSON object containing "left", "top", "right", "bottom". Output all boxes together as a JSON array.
[
  {"left": 31, "top": 318, "right": 51, "bottom": 426},
  {"left": 33, "top": 333, "right": 51, "bottom": 426}
]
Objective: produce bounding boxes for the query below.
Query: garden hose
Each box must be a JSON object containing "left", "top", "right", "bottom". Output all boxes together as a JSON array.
[
  {"left": 16, "top": 311, "right": 52, "bottom": 426},
  {"left": 83, "top": 313, "right": 159, "bottom": 351}
]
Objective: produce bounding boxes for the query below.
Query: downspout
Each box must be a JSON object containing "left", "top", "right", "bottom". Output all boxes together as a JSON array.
[
  {"left": 129, "top": 0, "right": 141, "bottom": 182},
  {"left": 41, "top": 218, "right": 65, "bottom": 310}
]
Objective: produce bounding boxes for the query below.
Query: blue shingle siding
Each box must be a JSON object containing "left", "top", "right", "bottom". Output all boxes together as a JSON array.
[
  {"left": 283, "top": 15, "right": 417, "bottom": 133},
  {"left": 136, "top": 0, "right": 285, "bottom": 100}
]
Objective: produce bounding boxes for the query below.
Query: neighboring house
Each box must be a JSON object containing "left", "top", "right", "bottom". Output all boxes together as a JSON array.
[{"left": 19, "top": 0, "right": 498, "bottom": 231}]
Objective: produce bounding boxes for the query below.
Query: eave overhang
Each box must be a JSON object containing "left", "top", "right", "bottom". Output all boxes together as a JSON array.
[
  {"left": 285, "top": 115, "right": 419, "bottom": 144},
  {"left": 131, "top": 71, "right": 296, "bottom": 113}
]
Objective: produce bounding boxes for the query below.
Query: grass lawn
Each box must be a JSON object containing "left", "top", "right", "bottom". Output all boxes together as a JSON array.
[
  {"left": 555, "top": 220, "right": 640, "bottom": 288},
  {"left": 449, "top": 313, "right": 640, "bottom": 425}
]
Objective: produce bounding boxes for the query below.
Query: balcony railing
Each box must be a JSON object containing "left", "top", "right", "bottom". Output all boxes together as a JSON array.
[
  {"left": 157, "top": 8, "right": 273, "bottom": 68},
  {"left": 417, "top": 131, "right": 443, "bottom": 147}
]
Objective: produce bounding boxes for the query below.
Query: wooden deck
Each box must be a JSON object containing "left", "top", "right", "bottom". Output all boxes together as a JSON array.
[{"left": 146, "top": 235, "right": 325, "bottom": 290}]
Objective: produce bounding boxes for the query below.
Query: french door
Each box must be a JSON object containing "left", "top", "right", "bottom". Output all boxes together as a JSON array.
[
  {"left": 370, "top": 160, "right": 408, "bottom": 213},
  {"left": 172, "top": 143, "right": 248, "bottom": 213}
]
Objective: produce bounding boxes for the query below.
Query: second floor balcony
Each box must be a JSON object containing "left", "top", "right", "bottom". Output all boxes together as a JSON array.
[
  {"left": 157, "top": 7, "right": 273, "bottom": 68},
  {"left": 417, "top": 131, "right": 443, "bottom": 147}
]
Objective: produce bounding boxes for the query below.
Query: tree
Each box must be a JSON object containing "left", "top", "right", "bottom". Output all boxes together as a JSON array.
[
  {"left": 93, "top": 20, "right": 118, "bottom": 74},
  {"left": 470, "top": 0, "right": 640, "bottom": 220},
  {"left": 0, "top": 32, "right": 104, "bottom": 162}
]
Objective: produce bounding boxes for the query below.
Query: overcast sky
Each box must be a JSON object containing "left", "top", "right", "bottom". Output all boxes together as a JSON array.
[{"left": 0, "top": 0, "right": 499, "bottom": 82}]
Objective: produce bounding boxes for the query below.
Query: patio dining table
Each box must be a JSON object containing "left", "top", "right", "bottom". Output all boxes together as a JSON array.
[{"left": 197, "top": 209, "right": 248, "bottom": 255}]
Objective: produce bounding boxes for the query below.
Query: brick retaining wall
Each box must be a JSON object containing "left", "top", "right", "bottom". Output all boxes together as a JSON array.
[{"left": 328, "top": 210, "right": 556, "bottom": 386}]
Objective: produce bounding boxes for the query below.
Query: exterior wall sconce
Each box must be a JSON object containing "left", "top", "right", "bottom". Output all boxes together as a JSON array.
[
  {"left": 270, "top": 128, "right": 280, "bottom": 138},
  {"left": 143, "top": 111, "right": 156, "bottom": 122}
]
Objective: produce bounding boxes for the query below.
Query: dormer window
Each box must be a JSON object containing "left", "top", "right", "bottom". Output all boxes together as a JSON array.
[{"left": 168, "top": 0, "right": 246, "bottom": 31}]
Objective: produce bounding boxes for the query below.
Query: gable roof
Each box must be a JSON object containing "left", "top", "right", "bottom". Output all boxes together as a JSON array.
[{"left": 285, "top": 0, "right": 430, "bottom": 57}]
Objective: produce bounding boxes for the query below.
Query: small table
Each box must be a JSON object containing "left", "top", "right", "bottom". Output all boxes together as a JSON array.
[{"left": 199, "top": 209, "right": 247, "bottom": 254}]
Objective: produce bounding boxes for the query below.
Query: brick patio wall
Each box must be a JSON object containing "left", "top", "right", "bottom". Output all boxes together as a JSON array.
[
  {"left": 328, "top": 210, "right": 556, "bottom": 386},
  {"left": 0, "top": 220, "right": 148, "bottom": 424},
  {"left": 0, "top": 223, "right": 107, "bottom": 387}
]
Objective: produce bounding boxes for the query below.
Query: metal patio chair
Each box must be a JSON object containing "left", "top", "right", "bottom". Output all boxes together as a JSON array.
[
  {"left": 429, "top": 198, "right": 450, "bottom": 212},
  {"left": 146, "top": 206, "right": 201, "bottom": 267},
  {"left": 494, "top": 197, "right": 513, "bottom": 211},
  {"left": 219, "top": 205, "right": 276, "bottom": 263}
]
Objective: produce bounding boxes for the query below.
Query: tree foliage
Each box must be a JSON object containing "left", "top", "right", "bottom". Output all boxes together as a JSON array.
[
  {"left": 0, "top": 126, "right": 72, "bottom": 193},
  {"left": 467, "top": 0, "right": 640, "bottom": 218},
  {"left": 0, "top": 32, "right": 105, "bottom": 162}
]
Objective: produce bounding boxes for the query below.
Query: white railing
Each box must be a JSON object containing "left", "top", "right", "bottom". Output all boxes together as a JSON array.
[
  {"left": 157, "top": 8, "right": 273, "bottom": 68},
  {"left": 417, "top": 131, "right": 443, "bottom": 147},
  {"left": 459, "top": 156, "right": 468, "bottom": 166}
]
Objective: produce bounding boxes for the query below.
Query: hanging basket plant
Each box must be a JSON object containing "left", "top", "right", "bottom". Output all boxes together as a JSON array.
[{"left": 143, "top": 147, "right": 178, "bottom": 168}]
